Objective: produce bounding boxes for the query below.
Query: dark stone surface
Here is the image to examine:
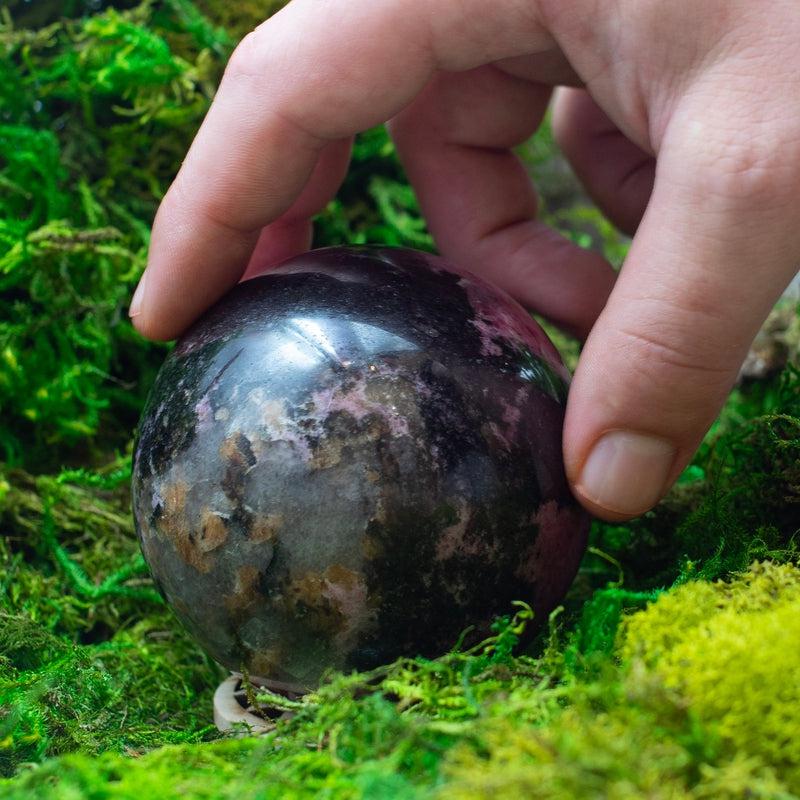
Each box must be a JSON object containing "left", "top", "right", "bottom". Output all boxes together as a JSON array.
[{"left": 132, "top": 246, "right": 589, "bottom": 688}]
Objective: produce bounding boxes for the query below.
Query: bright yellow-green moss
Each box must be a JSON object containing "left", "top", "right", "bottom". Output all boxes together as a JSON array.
[
  {"left": 442, "top": 711, "right": 789, "bottom": 799},
  {"left": 620, "top": 562, "right": 800, "bottom": 788},
  {"left": 442, "top": 706, "right": 699, "bottom": 799},
  {"left": 439, "top": 562, "right": 800, "bottom": 799}
]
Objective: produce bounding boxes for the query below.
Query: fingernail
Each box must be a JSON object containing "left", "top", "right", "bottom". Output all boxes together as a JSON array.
[
  {"left": 576, "top": 431, "right": 677, "bottom": 516},
  {"left": 129, "top": 270, "right": 148, "bottom": 318}
]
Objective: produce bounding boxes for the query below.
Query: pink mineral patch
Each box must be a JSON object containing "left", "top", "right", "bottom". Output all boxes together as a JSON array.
[
  {"left": 194, "top": 395, "right": 213, "bottom": 429},
  {"left": 435, "top": 502, "right": 472, "bottom": 561},
  {"left": 458, "top": 276, "right": 568, "bottom": 380},
  {"left": 322, "top": 571, "right": 376, "bottom": 649},
  {"left": 516, "top": 499, "right": 589, "bottom": 614},
  {"left": 435, "top": 500, "right": 498, "bottom": 561},
  {"left": 311, "top": 374, "right": 411, "bottom": 438},
  {"left": 470, "top": 317, "right": 504, "bottom": 357},
  {"left": 245, "top": 390, "right": 313, "bottom": 462}
]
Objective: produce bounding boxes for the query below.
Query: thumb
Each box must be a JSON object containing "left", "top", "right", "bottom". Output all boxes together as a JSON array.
[{"left": 565, "top": 99, "right": 800, "bottom": 521}]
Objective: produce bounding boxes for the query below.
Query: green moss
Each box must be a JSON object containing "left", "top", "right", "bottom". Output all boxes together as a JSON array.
[
  {"left": 3, "top": 563, "right": 800, "bottom": 797},
  {"left": 621, "top": 562, "right": 800, "bottom": 786},
  {"left": 0, "top": 1, "right": 434, "bottom": 470},
  {"left": 0, "top": 464, "right": 222, "bottom": 773},
  {"left": 195, "top": 0, "right": 287, "bottom": 40},
  {"left": 0, "top": 1, "right": 225, "bottom": 468},
  {"left": 1, "top": 1, "right": 799, "bottom": 796},
  {"left": 0, "top": 611, "right": 223, "bottom": 772}
]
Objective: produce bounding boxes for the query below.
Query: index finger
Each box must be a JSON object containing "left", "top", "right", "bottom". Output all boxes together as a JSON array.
[{"left": 131, "top": 0, "right": 556, "bottom": 340}]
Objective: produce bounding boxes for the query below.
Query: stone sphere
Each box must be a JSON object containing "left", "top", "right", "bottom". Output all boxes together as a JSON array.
[{"left": 132, "top": 246, "right": 589, "bottom": 688}]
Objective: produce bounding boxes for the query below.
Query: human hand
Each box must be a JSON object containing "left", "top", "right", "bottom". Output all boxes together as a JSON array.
[{"left": 130, "top": 0, "right": 800, "bottom": 521}]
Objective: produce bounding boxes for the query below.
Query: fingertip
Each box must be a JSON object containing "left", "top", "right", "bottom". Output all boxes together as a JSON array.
[
  {"left": 550, "top": 87, "right": 588, "bottom": 151},
  {"left": 129, "top": 309, "right": 177, "bottom": 343},
  {"left": 128, "top": 270, "right": 175, "bottom": 341},
  {"left": 128, "top": 272, "right": 182, "bottom": 340},
  {"left": 568, "top": 429, "right": 678, "bottom": 521},
  {"left": 569, "top": 491, "right": 640, "bottom": 523},
  {"left": 128, "top": 269, "right": 147, "bottom": 321}
]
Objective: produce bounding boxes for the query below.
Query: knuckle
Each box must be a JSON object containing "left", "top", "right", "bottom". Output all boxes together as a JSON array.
[
  {"left": 686, "top": 121, "right": 800, "bottom": 207},
  {"left": 704, "top": 144, "right": 780, "bottom": 201},
  {"left": 172, "top": 169, "right": 255, "bottom": 236},
  {"left": 224, "top": 30, "right": 264, "bottom": 82}
]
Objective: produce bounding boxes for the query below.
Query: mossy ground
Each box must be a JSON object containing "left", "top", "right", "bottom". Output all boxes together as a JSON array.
[{"left": 1, "top": 2, "right": 799, "bottom": 797}]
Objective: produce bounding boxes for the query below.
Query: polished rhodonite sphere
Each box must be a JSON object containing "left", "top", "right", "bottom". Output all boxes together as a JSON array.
[{"left": 132, "top": 246, "right": 589, "bottom": 688}]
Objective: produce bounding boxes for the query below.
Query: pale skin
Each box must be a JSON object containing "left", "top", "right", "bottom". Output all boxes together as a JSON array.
[{"left": 130, "top": 0, "right": 800, "bottom": 522}]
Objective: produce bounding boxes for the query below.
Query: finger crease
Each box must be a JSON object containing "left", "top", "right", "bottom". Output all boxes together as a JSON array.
[{"left": 616, "top": 325, "right": 734, "bottom": 377}]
